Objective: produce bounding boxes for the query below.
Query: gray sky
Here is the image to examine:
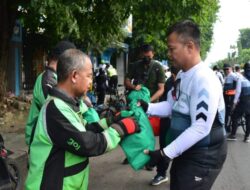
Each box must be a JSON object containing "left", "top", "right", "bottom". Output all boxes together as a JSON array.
[{"left": 204, "top": 0, "right": 250, "bottom": 65}]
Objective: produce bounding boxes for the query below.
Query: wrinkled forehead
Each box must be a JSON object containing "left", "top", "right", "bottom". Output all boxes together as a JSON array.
[
  {"left": 80, "top": 56, "right": 92, "bottom": 69},
  {"left": 75, "top": 58, "right": 92, "bottom": 77}
]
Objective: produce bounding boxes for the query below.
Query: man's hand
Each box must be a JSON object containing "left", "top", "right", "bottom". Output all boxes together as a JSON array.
[
  {"left": 137, "top": 99, "right": 149, "bottom": 112},
  {"left": 144, "top": 149, "right": 171, "bottom": 168},
  {"left": 134, "top": 84, "right": 142, "bottom": 91},
  {"left": 111, "top": 117, "right": 140, "bottom": 137},
  {"left": 106, "top": 112, "right": 123, "bottom": 126}
]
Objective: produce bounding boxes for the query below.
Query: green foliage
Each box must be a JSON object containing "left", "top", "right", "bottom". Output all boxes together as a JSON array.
[
  {"left": 238, "top": 28, "right": 250, "bottom": 50},
  {"left": 22, "top": 0, "right": 137, "bottom": 51},
  {"left": 214, "top": 28, "right": 250, "bottom": 67},
  {"left": 13, "top": 0, "right": 218, "bottom": 59},
  {"left": 237, "top": 49, "right": 250, "bottom": 65},
  {"left": 235, "top": 28, "right": 250, "bottom": 66},
  {"left": 19, "top": 0, "right": 219, "bottom": 58},
  {"left": 215, "top": 49, "right": 250, "bottom": 69},
  {"left": 215, "top": 58, "right": 231, "bottom": 69},
  {"left": 129, "top": 0, "right": 219, "bottom": 60},
  {"left": 0, "top": 0, "right": 220, "bottom": 98}
]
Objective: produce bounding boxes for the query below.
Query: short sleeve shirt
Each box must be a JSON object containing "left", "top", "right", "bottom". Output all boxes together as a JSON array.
[{"left": 126, "top": 60, "right": 165, "bottom": 95}]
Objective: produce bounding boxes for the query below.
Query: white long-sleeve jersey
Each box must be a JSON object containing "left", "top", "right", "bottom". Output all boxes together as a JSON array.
[{"left": 147, "top": 62, "right": 225, "bottom": 159}]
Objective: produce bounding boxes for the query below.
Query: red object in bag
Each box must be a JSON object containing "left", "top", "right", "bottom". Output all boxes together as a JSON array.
[{"left": 148, "top": 116, "right": 160, "bottom": 136}]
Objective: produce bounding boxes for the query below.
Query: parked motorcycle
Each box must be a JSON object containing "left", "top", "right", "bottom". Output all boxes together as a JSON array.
[{"left": 0, "top": 134, "right": 21, "bottom": 190}]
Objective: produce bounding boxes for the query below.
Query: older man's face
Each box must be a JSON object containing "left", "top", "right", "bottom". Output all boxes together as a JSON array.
[{"left": 74, "top": 57, "right": 93, "bottom": 97}]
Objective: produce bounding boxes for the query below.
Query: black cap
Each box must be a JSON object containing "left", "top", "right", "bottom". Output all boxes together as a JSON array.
[
  {"left": 244, "top": 62, "right": 250, "bottom": 71},
  {"left": 235, "top": 65, "right": 240, "bottom": 71},
  {"left": 105, "top": 63, "right": 110, "bottom": 68},
  {"left": 223, "top": 63, "right": 231, "bottom": 69},
  {"left": 49, "top": 40, "right": 76, "bottom": 60},
  {"left": 213, "top": 65, "right": 219, "bottom": 70}
]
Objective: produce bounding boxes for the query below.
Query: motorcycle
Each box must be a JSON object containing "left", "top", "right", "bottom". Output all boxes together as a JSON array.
[{"left": 0, "top": 134, "right": 21, "bottom": 190}]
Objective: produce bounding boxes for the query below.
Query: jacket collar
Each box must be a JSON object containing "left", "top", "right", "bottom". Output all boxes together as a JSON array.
[
  {"left": 50, "top": 87, "right": 81, "bottom": 112},
  {"left": 45, "top": 66, "right": 56, "bottom": 73}
]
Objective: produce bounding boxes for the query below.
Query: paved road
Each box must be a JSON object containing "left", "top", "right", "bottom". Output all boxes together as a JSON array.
[
  {"left": 89, "top": 134, "right": 250, "bottom": 190},
  {"left": 3, "top": 129, "right": 250, "bottom": 190}
]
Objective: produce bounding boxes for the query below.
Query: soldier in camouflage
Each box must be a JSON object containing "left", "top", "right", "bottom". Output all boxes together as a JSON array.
[{"left": 125, "top": 44, "right": 165, "bottom": 102}]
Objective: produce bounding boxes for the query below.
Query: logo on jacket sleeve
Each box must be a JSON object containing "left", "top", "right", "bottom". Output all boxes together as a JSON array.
[
  {"left": 67, "top": 138, "right": 81, "bottom": 151},
  {"left": 196, "top": 88, "right": 209, "bottom": 122}
]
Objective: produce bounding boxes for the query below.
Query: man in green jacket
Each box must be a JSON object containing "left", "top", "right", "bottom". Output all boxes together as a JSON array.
[
  {"left": 25, "top": 49, "right": 139, "bottom": 190},
  {"left": 25, "top": 41, "right": 76, "bottom": 145}
]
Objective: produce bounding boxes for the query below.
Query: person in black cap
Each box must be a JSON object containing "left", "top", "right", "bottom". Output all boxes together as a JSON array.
[
  {"left": 244, "top": 62, "right": 250, "bottom": 80},
  {"left": 234, "top": 65, "right": 242, "bottom": 77},
  {"left": 227, "top": 62, "right": 250, "bottom": 142},
  {"left": 223, "top": 63, "right": 238, "bottom": 133},
  {"left": 25, "top": 40, "right": 76, "bottom": 146}
]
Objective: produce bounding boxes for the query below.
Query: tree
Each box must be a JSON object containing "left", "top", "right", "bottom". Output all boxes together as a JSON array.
[
  {"left": 238, "top": 49, "right": 250, "bottom": 65},
  {"left": 0, "top": 0, "right": 219, "bottom": 101},
  {"left": 0, "top": 0, "right": 29, "bottom": 100},
  {"left": 238, "top": 28, "right": 250, "bottom": 50},
  {"left": 0, "top": 0, "right": 137, "bottom": 100},
  {"left": 128, "top": 0, "right": 219, "bottom": 61},
  {"left": 233, "top": 28, "right": 250, "bottom": 65},
  {"left": 22, "top": 0, "right": 138, "bottom": 51}
]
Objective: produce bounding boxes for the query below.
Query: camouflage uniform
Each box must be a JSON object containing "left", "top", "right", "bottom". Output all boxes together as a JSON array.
[{"left": 126, "top": 60, "right": 165, "bottom": 99}]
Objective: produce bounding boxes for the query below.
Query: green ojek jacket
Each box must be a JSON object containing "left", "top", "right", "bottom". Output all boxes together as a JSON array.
[
  {"left": 25, "top": 88, "right": 121, "bottom": 190},
  {"left": 25, "top": 67, "right": 57, "bottom": 145}
]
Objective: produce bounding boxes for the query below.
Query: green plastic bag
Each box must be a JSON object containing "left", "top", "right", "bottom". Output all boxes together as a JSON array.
[
  {"left": 120, "top": 87, "right": 155, "bottom": 170},
  {"left": 127, "top": 86, "right": 150, "bottom": 103},
  {"left": 83, "top": 107, "right": 100, "bottom": 123}
]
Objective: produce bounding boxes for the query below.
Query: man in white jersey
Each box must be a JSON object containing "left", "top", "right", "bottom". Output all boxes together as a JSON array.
[
  {"left": 223, "top": 63, "right": 238, "bottom": 132},
  {"left": 140, "top": 20, "right": 227, "bottom": 190},
  {"left": 227, "top": 62, "right": 250, "bottom": 142},
  {"left": 234, "top": 65, "right": 242, "bottom": 79}
]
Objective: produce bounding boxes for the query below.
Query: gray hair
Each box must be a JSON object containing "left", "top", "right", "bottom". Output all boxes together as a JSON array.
[{"left": 57, "top": 49, "right": 89, "bottom": 82}]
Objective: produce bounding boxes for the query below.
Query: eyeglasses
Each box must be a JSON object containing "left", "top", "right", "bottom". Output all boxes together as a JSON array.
[
  {"left": 172, "top": 78, "right": 181, "bottom": 101},
  {"left": 223, "top": 68, "right": 229, "bottom": 71}
]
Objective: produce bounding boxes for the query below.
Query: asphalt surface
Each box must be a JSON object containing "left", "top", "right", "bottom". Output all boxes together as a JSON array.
[
  {"left": 2, "top": 127, "right": 250, "bottom": 190},
  {"left": 89, "top": 132, "right": 250, "bottom": 190}
]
